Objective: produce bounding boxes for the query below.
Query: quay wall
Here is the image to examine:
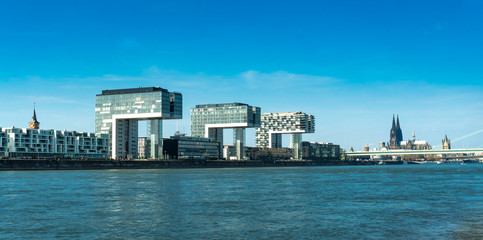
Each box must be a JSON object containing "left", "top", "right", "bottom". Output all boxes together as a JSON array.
[{"left": 0, "top": 159, "right": 372, "bottom": 170}]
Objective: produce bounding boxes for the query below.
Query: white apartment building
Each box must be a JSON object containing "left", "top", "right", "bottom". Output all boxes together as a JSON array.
[
  {"left": 1, "top": 127, "right": 109, "bottom": 158},
  {"left": 0, "top": 128, "right": 8, "bottom": 156},
  {"left": 255, "top": 112, "right": 315, "bottom": 159}
]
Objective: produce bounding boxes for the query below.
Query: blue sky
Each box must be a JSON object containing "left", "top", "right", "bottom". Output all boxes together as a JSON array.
[{"left": 1, "top": 0, "right": 483, "bottom": 150}]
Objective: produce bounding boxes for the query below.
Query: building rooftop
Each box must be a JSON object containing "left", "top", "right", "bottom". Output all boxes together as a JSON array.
[
  {"left": 98, "top": 87, "right": 168, "bottom": 96},
  {"left": 194, "top": 102, "right": 251, "bottom": 108}
]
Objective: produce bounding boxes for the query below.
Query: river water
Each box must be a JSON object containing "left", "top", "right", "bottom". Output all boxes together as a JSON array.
[{"left": 1, "top": 165, "right": 482, "bottom": 239}]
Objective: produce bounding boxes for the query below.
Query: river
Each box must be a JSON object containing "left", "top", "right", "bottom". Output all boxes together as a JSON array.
[{"left": 1, "top": 164, "right": 482, "bottom": 239}]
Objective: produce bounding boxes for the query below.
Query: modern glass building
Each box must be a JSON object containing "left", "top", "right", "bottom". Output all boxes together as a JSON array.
[
  {"left": 255, "top": 112, "right": 315, "bottom": 159},
  {"left": 301, "top": 141, "right": 340, "bottom": 161},
  {"left": 191, "top": 103, "right": 261, "bottom": 159},
  {"left": 95, "top": 87, "right": 182, "bottom": 159},
  {"left": 162, "top": 135, "right": 221, "bottom": 160}
]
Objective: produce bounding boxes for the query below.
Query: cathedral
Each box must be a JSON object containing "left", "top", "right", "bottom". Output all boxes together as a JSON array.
[
  {"left": 389, "top": 115, "right": 403, "bottom": 149},
  {"left": 388, "top": 115, "right": 431, "bottom": 150}
]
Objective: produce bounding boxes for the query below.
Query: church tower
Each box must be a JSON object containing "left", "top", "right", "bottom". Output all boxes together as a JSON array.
[
  {"left": 29, "top": 104, "right": 40, "bottom": 129},
  {"left": 389, "top": 115, "right": 399, "bottom": 149},
  {"left": 442, "top": 134, "right": 451, "bottom": 150},
  {"left": 396, "top": 115, "right": 403, "bottom": 144},
  {"left": 389, "top": 114, "right": 404, "bottom": 149}
]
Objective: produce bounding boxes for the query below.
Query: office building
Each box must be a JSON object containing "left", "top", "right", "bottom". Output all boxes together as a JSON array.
[
  {"left": 95, "top": 87, "right": 182, "bottom": 159},
  {"left": 256, "top": 112, "right": 315, "bottom": 159},
  {"left": 245, "top": 147, "right": 293, "bottom": 160},
  {"left": 301, "top": 142, "right": 340, "bottom": 161},
  {"left": 162, "top": 135, "right": 221, "bottom": 160},
  {"left": 191, "top": 103, "right": 261, "bottom": 159}
]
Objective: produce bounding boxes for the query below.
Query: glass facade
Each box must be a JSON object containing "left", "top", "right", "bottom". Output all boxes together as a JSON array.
[
  {"left": 162, "top": 136, "right": 221, "bottom": 160},
  {"left": 190, "top": 102, "right": 260, "bottom": 160},
  {"left": 301, "top": 142, "right": 340, "bottom": 160},
  {"left": 95, "top": 87, "right": 182, "bottom": 159},
  {"left": 95, "top": 87, "right": 182, "bottom": 134},
  {"left": 190, "top": 103, "right": 261, "bottom": 138}
]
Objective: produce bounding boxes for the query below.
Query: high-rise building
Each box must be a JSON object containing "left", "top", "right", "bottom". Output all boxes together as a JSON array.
[
  {"left": 95, "top": 87, "right": 182, "bottom": 159},
  {"left": 190, "top": 103, "right": 261, "bottom": 159},
  {"left": 137, "top": 137, "right": 150, "bottom": 159},
  {"left": 255, "top": 112, "right": 315, "bottom": 159}
]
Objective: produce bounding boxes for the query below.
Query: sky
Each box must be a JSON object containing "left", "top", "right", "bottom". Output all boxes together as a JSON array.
[{"left": 1, "top": 0, "right": 483, "bottom": 150}]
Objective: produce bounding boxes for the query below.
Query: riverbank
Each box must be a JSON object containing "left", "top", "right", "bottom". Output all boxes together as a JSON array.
[{"left": 0, "top": 159, "right": 373, "bottom": 170}]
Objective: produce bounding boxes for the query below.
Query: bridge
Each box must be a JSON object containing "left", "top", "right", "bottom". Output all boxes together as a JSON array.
[{"left": 347, "top": 148, "right": 483, "bottom": 157}]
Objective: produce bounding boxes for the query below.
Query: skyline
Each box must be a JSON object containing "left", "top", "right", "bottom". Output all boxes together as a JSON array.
[{"left": 1, "top": 1, "right": 483, "bottom": 150}]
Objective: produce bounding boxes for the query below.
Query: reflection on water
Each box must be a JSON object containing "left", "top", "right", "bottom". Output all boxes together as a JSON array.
[{"left": 1, "top": 165, "right": 482, "bottom": 239}]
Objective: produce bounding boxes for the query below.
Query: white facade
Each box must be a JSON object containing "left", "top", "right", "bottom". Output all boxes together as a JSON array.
[
  {"left": 0, "top": 128, "right": 8, "bottom": 156},
  {"left": 256, "top": 112, "right": 315, "bottom": 159},
  {"left": 138, "top": 137, "right": 150, "bottom": 159},
  {"left": 1, "top": 127, "right": 109, "bottom": 158}
]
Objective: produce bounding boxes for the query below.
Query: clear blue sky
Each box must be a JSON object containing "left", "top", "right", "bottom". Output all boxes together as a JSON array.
[{"left": 1, "top": 0, "right": 483, "bottom": 150}]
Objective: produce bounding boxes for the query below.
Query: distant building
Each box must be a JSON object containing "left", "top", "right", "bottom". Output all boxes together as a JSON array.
[
  {"left": 400, "top": 140, "right": 432, "bottom": 150},
  {"left": 1, "top": 108, "right": 109, "bottom": 158},
  {"left": 162, "top": 135, "right": 221, "bottom": 160},
  {"left": 301, "top": 142, "right": 340, "bottom": 161},
  {"left": 255, "top": 112, "right": 315, "bottom": 159},
  {"left": 0, "top": 128, "right": 7, "bottom": 157},
  {"left": 389, "top": 115, "right": 403, "bottom": 149},
  {"left": 137, "top": 137, "right": 150, "bottom": 159},
  {"left": 399, "top": 130, "right": 432, "bottom": 150},
  {"left": 28, "top": 106, "right": 40, "bottom": 130},
  {"left": 223, "top": 145, "right": 236, "bottom": 160},
  {"left": 388, "top": 116, "right": 432, "bottom": 150},
  {"left": 442, "top": 135, "right": 451, "bottom": 150},
  {"left": 191, "top": 102, "right": 261, "bottom": 160},
  {"left": 378, "top": 142, "right": 387, "bottom": 151},
  {"left": 246, "top": 147, "right": 293, "bottom": 160},
  {"left": 1, "top": 127, "right": 109, "bottom": 159}
]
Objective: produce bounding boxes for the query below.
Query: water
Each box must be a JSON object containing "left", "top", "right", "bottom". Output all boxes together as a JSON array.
[{"left": 1, "top": 165, "right": 482, "bottom": 239}]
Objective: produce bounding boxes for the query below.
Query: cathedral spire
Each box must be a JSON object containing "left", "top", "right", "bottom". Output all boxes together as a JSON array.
[
  {"left": 392, "top": 114, "right": 396, "bottom": 129},
  {"left": 396, "top": 114, "right": 400, "bottom": 130}
]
